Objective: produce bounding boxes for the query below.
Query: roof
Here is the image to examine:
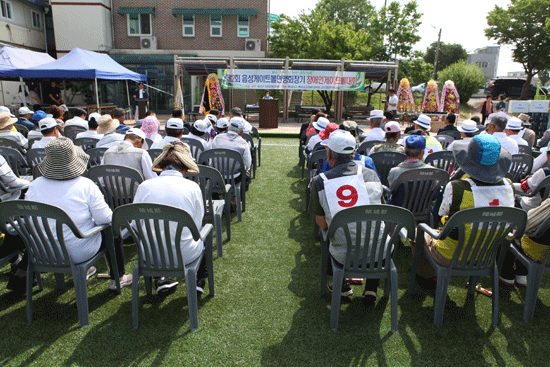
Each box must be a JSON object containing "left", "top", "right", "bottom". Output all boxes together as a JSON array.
[{"left": 0, "top": 46, "right": 55, "bottom": 79}]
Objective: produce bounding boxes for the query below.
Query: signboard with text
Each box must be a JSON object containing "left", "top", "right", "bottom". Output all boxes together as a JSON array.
[{"left": 217, "top": 69, "right": 365, "bottom": 91}]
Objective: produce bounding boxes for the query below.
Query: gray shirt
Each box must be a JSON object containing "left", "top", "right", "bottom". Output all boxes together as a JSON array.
[
  {"left": 387, "top": 160, "right": 430, "bottom": 189},
  {"left": 211, "top": 131, "right": 252, "bottom": 171}
]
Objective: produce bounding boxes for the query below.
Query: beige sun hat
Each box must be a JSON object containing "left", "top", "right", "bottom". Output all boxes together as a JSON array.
[
  {"left": 96, "top": 114, "right": 119, "bottom": 135},
  {"left": 152, "top": 141, "right": 199, "bottom": 174},
  {"left": 37, "top": 137, "right": 89, "bottom": 180},
  {"left": 0, "top": 112, "right": 18, "bottom": 129}
]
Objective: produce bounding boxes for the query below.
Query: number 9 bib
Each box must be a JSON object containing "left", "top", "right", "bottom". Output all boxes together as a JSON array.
[{"left": 320, "top": 166, "right": 370, "bottom": 218}]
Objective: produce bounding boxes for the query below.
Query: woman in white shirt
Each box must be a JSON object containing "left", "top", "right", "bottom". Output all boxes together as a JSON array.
[{"left": 26, "top": 137, "right": 132, "bottom": 290}]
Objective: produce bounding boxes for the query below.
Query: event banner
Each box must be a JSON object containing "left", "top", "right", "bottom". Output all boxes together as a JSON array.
[{"left": 217, "top": 69, "right": 365, "bottom": 91}]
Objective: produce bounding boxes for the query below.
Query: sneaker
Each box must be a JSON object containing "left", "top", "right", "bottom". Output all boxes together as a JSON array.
[
  {"left": 361, "top": 291, "right": 377, "bottom": 307},
  {"left": 109, "top": 274, "right": 133, "bottom": 291},
  {"left": 196, "top": 278, "right": 206, "bottom": 295},
  {"left": 9, "top": 254, "right": 22, "bottom": 275},
  {"left": 86, "top": 266, "right": 97, "bottom": 281},
  {"left": 327, "top": 281, "right": 353, "bottom": 297},
  {"left": 499, "top": 276, "right": 515, "bottom": 287},
  {"left": 156, "top": 277, "right": 179, "bottom": 295},
  {"left": 515, "top": 275, "right": 527, "bottom": 287}
]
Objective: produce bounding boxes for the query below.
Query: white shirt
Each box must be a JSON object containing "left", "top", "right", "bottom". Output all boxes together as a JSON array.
[
  {"left": 0, "top": 155, "right": 29, "bottom": 201},
  {"left": 362, "top": 127, "right": 385, "bottom": 142},
  {"left": 97, "top": 132, "right": 125, "bottom": 148},
  {"left": 64, "top": 116, "right": 89, "bottom": 129},
  {"left": 307, "top": 134, "right": 322, "bottom": 152},
  {"left": 186, "top": 133, "right": 211, "bottom": 151},
  {"left": 509, "top": 134, "right": 528, "bottom": 147},
  {"left": 76, "top": 130, "right": 103, "bottom": 140},
  {"left": 133, "top": 170, "right": 204, "bottom": 266},
  {"left": 100, "top": 141, "right": 157, "bottom": 180},
  {"left": 492, "top": 132, "right": 518, "bottom": 155},
  {"left": 25, "top": 176, "right": 112, "bottom": 264},
  {"left": 151, "top": 136, "right": 181, "bottom": 150},
  {"left": 31, "top": 136, "right": 57, "bottom": 149},
  {"left": 532, "top": 152, "right": 548, "bottom": 173},
  {"left": 388, "top": 95, "right": 398, "bottom": 111},
  {"left": 28, "top": 130, "right": 43, "bottom": 140},
  {"left": 0, "top": 129, "right": 28, "bottom": 149},
  {"left": 446, "top": 137, "right": 472, "bottom": 151}
]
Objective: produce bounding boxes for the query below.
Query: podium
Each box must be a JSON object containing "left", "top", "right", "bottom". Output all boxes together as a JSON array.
[
  {"left": 135, "top": 97, "right": 148, "bottom": 119},
  {"left": 259, "top": 99, "right": 278, "bottom": 128}
]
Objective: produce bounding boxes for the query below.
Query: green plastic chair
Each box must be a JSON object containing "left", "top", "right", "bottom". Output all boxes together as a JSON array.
[
  {"left": 199, "top": 149, "right": 246, "bottom": 222},
  {"left": 320, "top": 204, "right": 416, "bottom": 332},
  {"left": 74, "top": 137, "right": 99, "bottom": 152},
  {"left": 88, "top": 165, "right": 144, "bottom": 211},
  {"left": 515, "top": 175, "right": 550, "bottom": 202},
  {"left": 357, "top": 140, "right": 383, "bottom": 156},
  {"left": 408, "top": 206, "right": 527, "bottom": 327},
  {"left": 86, "top": 147, "right": 108, "bottom": 168},
  {"left": 146, "top": 148, "right": 163, "bottom": 163},
  {"left": 251, "top": 126, "right": 262, "bottom": 166},
  {"left": 14, "top": 124, "right": 29, "bottom": 138},
  {"left": 434, "top": 135, "right": 454, "bottom": 150},
  {"left": 63, "top": 125, "right": 87, "bottom": 141},
  {"left": 0, "top": 137, "right": 26, "bottom": 153},
  {"left": 508, "top": 154, "right": 533, "bottom": 183},
  {"left": 425, "top": 150, "right": 456, "bottom": 175},
  {"left": 185, "top": 164, "right": 231, "bottom": 257},
  {"left": 0, "top": 146, "right": 31, "bottom": 178},
  {"left": 111, "top": 203, "right": 214, "bottom": 331},
  {"left": 497, "top": 214, "right": 550, "bottom": 322},
  {"left": 369, "top": 151, "right": 407, "bottom": 188},
  {"left": 242, "top": 133, "right": 257, "bottom": 179},
  {"left": 437, "top": 129, "right": 462, "bottom": 140},
  {"left": 26, "top": 148, "right": 45, "bottom": 170},
  {"left": 181, "top": 137, "right": 206, "bottom": 161},
  {"left": 0, "top": 200, "right": 121, "bottom": 327},
  {"left": 305, "top": 149, "right": 328, "bottom": 212},
  {"left": 389, "top": 168, "right": 449, "bottom": 227},
  {"left": 27, "top": 137, "right": 41, "bottom": 149}
]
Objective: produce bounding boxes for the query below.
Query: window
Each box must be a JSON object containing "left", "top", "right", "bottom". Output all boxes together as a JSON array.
[
  {"left": 210, "top": 15, "right": 222, "bottom": 37},
  {"left": 238, "top": 15, "right": 249, "bottom": 37},
  {"left": 128, "top": 14, "right": 151, "bottom": 36},
  {"left": 182, "top": 15, "right": 194, "bottom": 37},
  {"left": 1, "top": 0, "right": 12, "bottom": 20},
  {"left": 31, "top": 11, "right": 42, "bottom": 29}
]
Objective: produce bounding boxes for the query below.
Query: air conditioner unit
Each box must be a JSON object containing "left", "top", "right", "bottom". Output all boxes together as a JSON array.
[
  {"left": 140, "top": 36, "right": 157, "bottom": 50},
  {"left": 245, "top": 38, "right": 261, "bottom": 52}
]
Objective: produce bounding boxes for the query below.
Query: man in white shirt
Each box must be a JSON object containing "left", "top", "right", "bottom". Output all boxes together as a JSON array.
[
  {"left": 486, "top": 115, "right": 518, "bottom": 154},
  {"left": 186, "top": 120, "right": 211, "bottom": 151},
  {"left": 96, "top": 114, "right": 125, "bottom": 148},
  {"left": 505, "top": 117, "right": 528, "bottom": 147},
  {"left": 385, "top": 89, "right": 398, "bottom": 116},
  {"left": 362, "top": 110, "right": 386, "bottom": 142},
  {"left": 0, "top": 112, "right": 28, "bottom": 149},
  {"left": 31, "top": 117, "right": 61, "bottom": 149},
  {"left": 447, "top": 120, "right": 478, "bottom": 151},
  {"left": 64, "top": 108, "right": 88, "bottom": 129},
  {"left": 102, "top": 128, "right": 156, "bottom": 180},
  {"left": 151, "top": 118, "right": 185, "bottom": 149},
  {"left": 76, "top": 112, "right": 103, "bottom": 140},
  {"left": 211, "top": 117, "right": 252, "bottom": 172}
]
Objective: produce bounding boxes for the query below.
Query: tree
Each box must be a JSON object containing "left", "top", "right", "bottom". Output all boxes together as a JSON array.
[
  {"left": 424, "top": 42, "right": 468, "bottom": 73},
  {"left": 268, "top": 0, "right": 422, "bottom": 112},
  {"left": 398, "top": 53, "right": 433, "bottom": 85},
  {"left": 486, "top": 0, "right": 550, "bottom": 99},
  {"left": 539, "top": 70, "right": 549, "bottom": 86},
  {"left": 438, "top": 61, "right": 487, "bottom": 104}
]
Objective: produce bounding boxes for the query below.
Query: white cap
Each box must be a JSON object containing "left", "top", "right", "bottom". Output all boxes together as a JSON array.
[
  {"left": 369, "top": 110, "right": 384, "bottom": 118},
  {"left": 193, "top": 119, "right": 209, "bottom": 133},
  {"left": 19, "top": 106, "right": 33, "bottom": 115},
  {"left": 230, "top": 117, "right": 246, "bottom": 130},
  {"left": 166, "top": 118, "right": 184, "bottom": 129},
  {"left": 205, "top": 114, "right": 217, "bottom": 127},
  {"left": 457, "top": 120, "right": 479, "bottom": 133},
  {"left": 89, "top": 112, "right": 102, "bottom": 122},
  {"left": 313, "top": 117, "right": 330, "bottom": 131},
  {"left": 414, "top": 114, "right": 431, "bottom": 129},
  {"left": 126, "top": 128, "right": 146, "bottom": 140},
  {"left": 321, "top": 130, "right": 356, "bottom": 154},
  {"left": 216, "top": 118, "right": 229, "bottom": 128},
  {"left": 506, "top": 117, "right": 522, "bottom": 130},
  {"left": 0, "top": 106, "right": 15, "bottom": 117},
  {"left": 243, "top": 120, "right": 252, "bottom": 134},
  {"left": 39, "top": 117, "right": 59, "bottom": 131}
]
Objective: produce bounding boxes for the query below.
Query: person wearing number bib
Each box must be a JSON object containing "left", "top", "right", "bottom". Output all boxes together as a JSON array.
[
  {"left": 309, "top": 130, "right": 384, "bottom": 306},
  {"left": 401, "top": 114, "right": 442, "bottom": 160},
  {"left": 412, "top": 135, "right": 513, "bottom": 280}
]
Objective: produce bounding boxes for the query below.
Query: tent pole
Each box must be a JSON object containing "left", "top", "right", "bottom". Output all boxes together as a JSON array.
[
  {"left": 94, "top": 78, "right": 99, "bottom": 111},
  {"left": 19, "top": 77, "right": 27, "bottom": 108},
  {"left": 126, "top": 79, "right": 132, "bottom": 120}
]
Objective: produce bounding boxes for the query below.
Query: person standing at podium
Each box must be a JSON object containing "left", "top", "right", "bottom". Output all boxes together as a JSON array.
[
  {"left": 133, "top": 82, "right": 149, "bottom": 121},
  {"left": 262, "top": 90, "right": 273, "bottom": 100}
]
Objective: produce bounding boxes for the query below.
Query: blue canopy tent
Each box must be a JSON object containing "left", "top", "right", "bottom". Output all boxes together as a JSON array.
[{"left": 21, "top": 48, "right": 147, "bottom": 109}]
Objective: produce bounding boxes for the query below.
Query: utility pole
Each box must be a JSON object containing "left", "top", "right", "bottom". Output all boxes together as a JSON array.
[{"left": 432, "top": 28, "right": 442, "bottom": 80}]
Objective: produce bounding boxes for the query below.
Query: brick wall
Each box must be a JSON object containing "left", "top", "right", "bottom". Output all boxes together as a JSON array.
[{"left": 112, "top": 0, "right": 268, "bottom": 51}]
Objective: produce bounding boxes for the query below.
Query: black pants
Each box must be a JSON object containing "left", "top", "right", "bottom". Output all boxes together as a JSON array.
[
  {"left": 500, "top": 244, "right": 528, "bottom": 280},
  {"left": 0, "top": 232, "right": 27, "bottom": 269},
  {"left": 97, "top": 234, "right": 126, "bottom": 279}
]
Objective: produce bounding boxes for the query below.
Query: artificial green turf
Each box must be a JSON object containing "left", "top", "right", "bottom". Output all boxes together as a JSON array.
[{"left": 1, "top": 137, "right": 549, "bottom": 366}]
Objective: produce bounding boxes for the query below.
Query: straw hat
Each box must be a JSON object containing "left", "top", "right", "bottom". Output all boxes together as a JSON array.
[
  {"left": 453, "top": 135, "right": 511, "bottom": 184},
  {"left": 37, "top": 137, "right": 89, "bottom": 180},
  {"left": 97, "top": 114, "right": 119, "bottom": 135},
  {"left": 152, "top": 142, "right": 199, "bottom": 174},
  {"left": 0, "top": 112, "right": 17, "bottom": 129}
]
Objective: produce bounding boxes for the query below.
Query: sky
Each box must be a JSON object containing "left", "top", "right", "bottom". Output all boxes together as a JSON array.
[{"left": 269, "top": 0, "right": 523, "bottom": 76}]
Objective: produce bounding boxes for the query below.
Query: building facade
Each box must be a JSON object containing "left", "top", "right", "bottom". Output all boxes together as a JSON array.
[{"left": 467, "top": 46, "right": 500, "bottom": 80}]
